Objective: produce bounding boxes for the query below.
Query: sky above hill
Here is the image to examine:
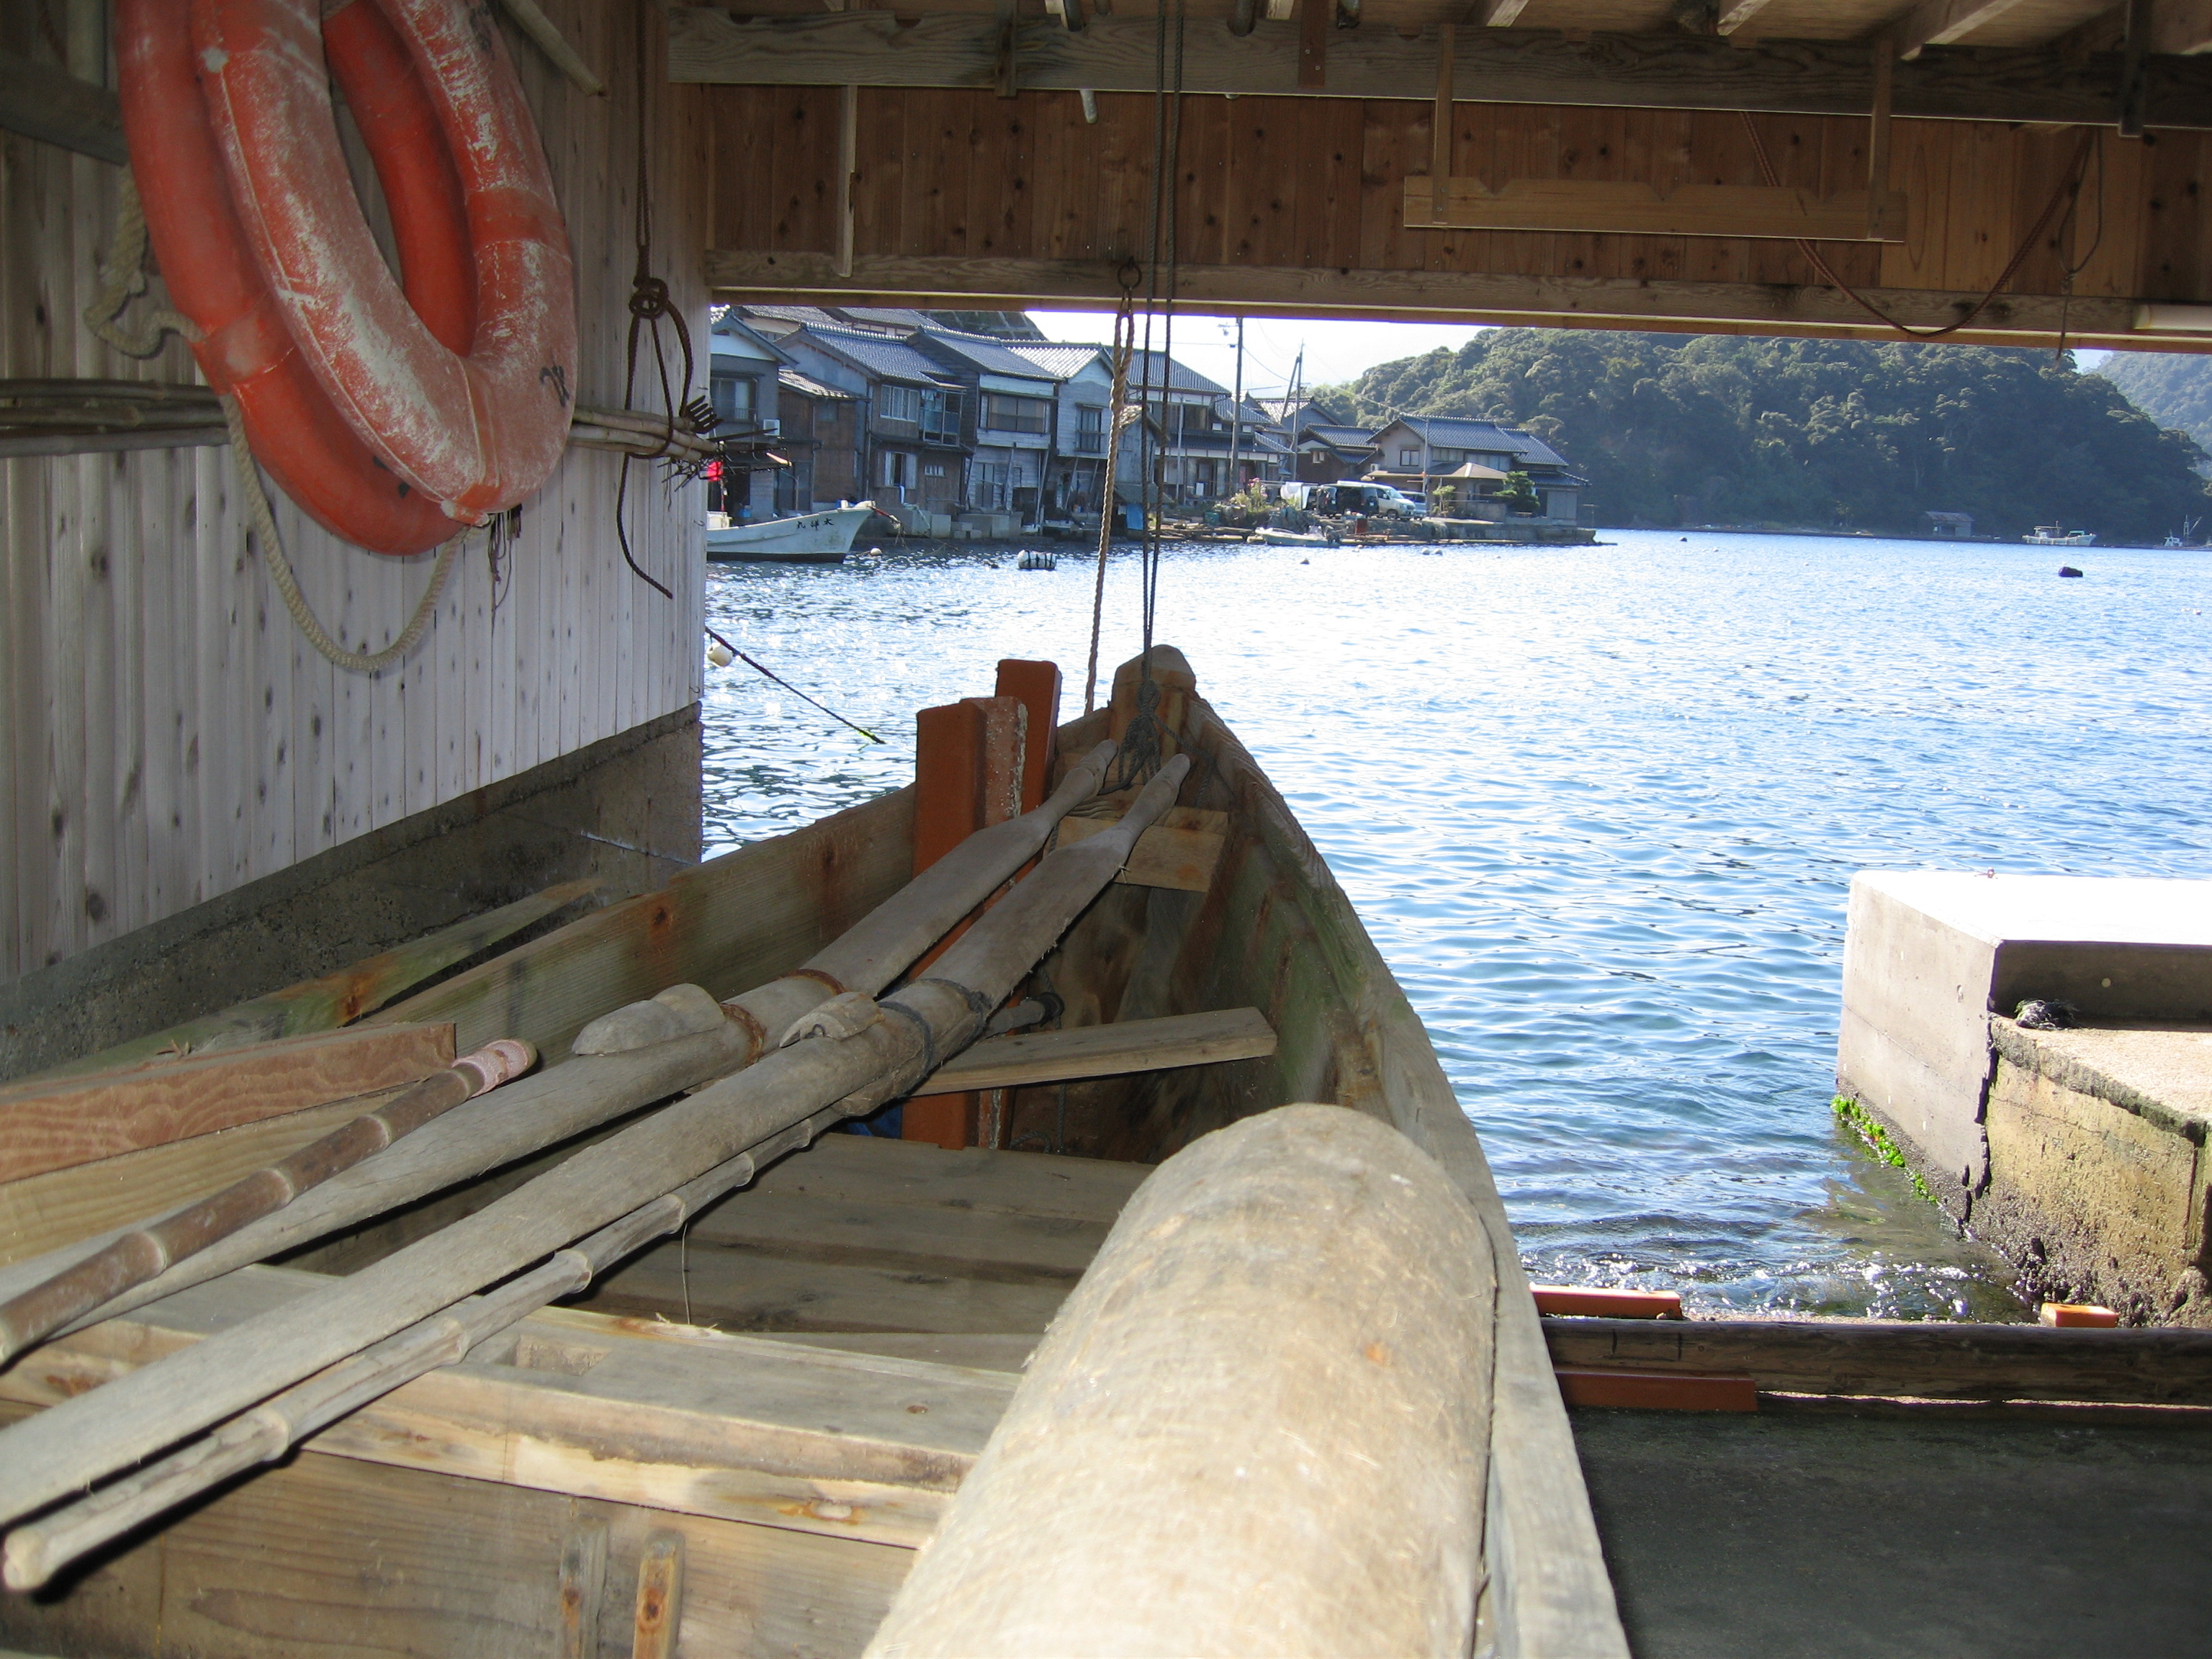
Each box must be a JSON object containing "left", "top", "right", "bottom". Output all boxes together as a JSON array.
[{"left": 1026, "top": 310, "right": 1489, "bottom": 400}]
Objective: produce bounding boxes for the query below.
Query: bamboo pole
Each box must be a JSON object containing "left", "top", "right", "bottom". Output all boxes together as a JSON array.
[
  {"left": 0, "top": 1040, "right": 536, "bottom": 1362},
  {"left": 0, "top": 743, "right": 1118, "bottom": 1342},
  {"left": 0, "top": 756, "right": 1187, "bottom": 1528},
  {"left": 4, "top": 1103, "right": 845, "bottom": 1591}
]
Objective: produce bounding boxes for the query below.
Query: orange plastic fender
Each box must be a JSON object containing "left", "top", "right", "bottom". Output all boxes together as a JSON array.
[{"left": 119, "top": 0, "right": 576, "bottom": 554}]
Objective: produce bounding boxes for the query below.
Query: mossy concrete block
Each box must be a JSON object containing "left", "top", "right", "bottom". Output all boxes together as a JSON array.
[
  {"left": 1979, "top": 1020, "right": 2212, "bottom": 1323},
  {"left": 1837, "top": 872, "right": 2212, "bottom": 1221}
]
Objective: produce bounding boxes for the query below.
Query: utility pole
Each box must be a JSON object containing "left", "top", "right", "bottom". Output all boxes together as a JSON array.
[{"left": 1228, "top": 318, "right": 1244, "bottom": 498}]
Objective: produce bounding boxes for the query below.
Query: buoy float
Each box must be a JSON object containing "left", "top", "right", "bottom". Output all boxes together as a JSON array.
[{"left": 118, "top": 0, "right": 576, "bottom": 555}]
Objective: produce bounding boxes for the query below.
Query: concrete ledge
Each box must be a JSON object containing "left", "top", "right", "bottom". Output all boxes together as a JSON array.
[
  {"left": 0, "top": 707, "right": 703, "bottom": 1082},
  {"left": 1838, "top": 871, "right": 2212, "bottom": 1218},
  {"left": 1976, "top": 1020, "right": 2212, "bottom": 1325}
]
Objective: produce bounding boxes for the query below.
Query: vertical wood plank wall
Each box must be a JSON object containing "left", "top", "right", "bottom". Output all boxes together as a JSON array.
[
  {"left": 710, "top": 87, "right": 2212, "bottom": 307},
  {"left": 1, "top": 0, "right": 712, "bottom": 985}
]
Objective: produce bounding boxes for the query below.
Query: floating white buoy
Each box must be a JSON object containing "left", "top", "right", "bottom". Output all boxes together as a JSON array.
[
  {"left": 1017, "top": 549, "right": 1057, "bottom": 571},
  {"left": 706, "top": 641, "right": 734, "bottom": 667}
]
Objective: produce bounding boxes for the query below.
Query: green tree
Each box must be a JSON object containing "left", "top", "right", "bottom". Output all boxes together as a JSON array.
[
  {"left": 1316, "top": 331, "right": 2211, "bottom": 540},
  {"left": 1496, "top": 469, "right": 1539, "bottom": 514}
]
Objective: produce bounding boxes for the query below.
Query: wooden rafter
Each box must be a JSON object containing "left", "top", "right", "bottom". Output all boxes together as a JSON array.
[
  {"left": 2155, "top": 0, "right": 2212, "bottom": 52},
  {"left": 1715, "top": 0, "right": 1777, "bottom": 33},
  {"left": 1896, "top": 0, "right": 2032, "bottom": 61},
  {"left": 1478, "top": 0, "right": 1530, "bottom": 22},
  {"left": 668, "top": 12, "right": 2212, "bottom": 130},
  {"left": 703, "top": 251, "right": 2200, "bottom": 352}
]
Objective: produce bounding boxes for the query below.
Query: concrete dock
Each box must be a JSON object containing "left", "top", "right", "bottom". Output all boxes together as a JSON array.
[{"left": 1837, "top": 872, "right": 2212, "bottom": 1323}]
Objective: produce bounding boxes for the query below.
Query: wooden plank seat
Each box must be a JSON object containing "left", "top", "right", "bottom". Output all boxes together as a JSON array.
[{"left": 570, "top": 1133, "right": 1148, "bottom": 1336}]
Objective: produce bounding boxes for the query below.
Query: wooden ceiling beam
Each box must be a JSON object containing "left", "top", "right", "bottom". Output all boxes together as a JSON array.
[
  {"left": 0, "top": 53, "right": 125, "bottom": 165},
  {"left": 1714, "top": 0, "right": 1778, "bottom": 33},
  {"left": 1895, "top": 0, "right": 2032, "bottom": 62},
  {"left": 703, "top": 250, "right": 2206, "bottom": 352},
  {"left": 670, "top": 11, "right": 2212, "bottom": 128},
  {"left": 2155, "top": 0, "right": 2212, "bottom": 52}
]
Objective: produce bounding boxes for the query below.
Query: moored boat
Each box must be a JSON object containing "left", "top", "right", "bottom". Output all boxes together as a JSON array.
[
  {"left": 2023, "top": 524, "right": 2097, "bottom": 545},
  {"left": 706, "top": 501, "right": 877, "bottom": 563}
]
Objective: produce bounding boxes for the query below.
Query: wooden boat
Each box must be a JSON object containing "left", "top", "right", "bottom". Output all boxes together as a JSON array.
[
  {"left": 2023, "top": 524, "right": 2097, "bottom": 545},
  {"left": 706, "top": 501, "right": 876, "bottom": 562},
  {"left": 1250, "top": 525, "right": 1337, "bottom": 547},
  {"left": 0, "top": 647, "right": 1623, "bottom": 1657}
]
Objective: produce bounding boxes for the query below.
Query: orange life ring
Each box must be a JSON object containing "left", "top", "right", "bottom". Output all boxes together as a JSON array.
[{"left": 117, "top": 0, "right": 576, "bottom": 556}]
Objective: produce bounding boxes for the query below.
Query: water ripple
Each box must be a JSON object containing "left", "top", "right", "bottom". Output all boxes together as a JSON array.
[{"left": 703, "top": 532, "right": 2212, "bottom": 1321}]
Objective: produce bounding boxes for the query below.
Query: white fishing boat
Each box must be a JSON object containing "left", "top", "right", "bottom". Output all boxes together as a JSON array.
[
  {"left": 2023, "top": 524, "right": 2096, "bottom": 546},
  {"left": 706, "top": 502, "right": 876, "bottom": 564},
  {"left": 1250, "top": 526, "right": 1336, "bottom": 547}
]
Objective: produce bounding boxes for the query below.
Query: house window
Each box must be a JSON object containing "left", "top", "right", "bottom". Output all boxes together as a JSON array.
[
  {"left": 923, "top": 461, "right": 945, "bottom": 477},
  {"left": 921, "top": 390, "right": 962, "bottom": 446},
  {"left": 1398, "top": 446, "right": 1420, "bottom": 468},
  {"left": 1074, "top": 405, "right": 1105, "bottom": 454},
  {"left": 1431, "top": 449, "right": 1461, "bottom": 465},
  {"left": 878, "top": 384, "right": 921, "bottom": 423},
  {"left": 983, "top": 393, "right": 1051, "bottom": 435},
  {"left": 973, "top": 462, "right": 1010, "bottom": 509},
  {"left": 881, "top": 451, "right": 913, "bottom": 488},
  {"left": 711, "top": 373, "right": 754, "bottom": 425}
]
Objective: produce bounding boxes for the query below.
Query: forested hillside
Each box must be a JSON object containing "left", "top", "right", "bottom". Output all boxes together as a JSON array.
[
  {"left": 2096, "top": 351, "right": 2212, "bottom": 464},
  {"left": 1314, "top": 332, "right": 2209, "bottom": 541}
]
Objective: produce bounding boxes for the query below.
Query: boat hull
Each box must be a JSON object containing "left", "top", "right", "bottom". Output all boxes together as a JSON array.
[{"left": 706, "top": 503, "right": 876, "bottom": 563}]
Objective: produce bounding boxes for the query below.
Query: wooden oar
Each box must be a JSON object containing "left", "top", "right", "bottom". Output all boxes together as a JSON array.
[
  {"left": 0, "top": 757, "right": 1189, "bottom": 1533},
  {"left": 0, "top": 1040, "right": 536, "bottom": 1363}
]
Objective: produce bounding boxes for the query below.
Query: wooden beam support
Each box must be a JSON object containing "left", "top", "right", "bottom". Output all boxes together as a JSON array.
[
  {"left": 1714, "top": 0, "right": 1777, "bottom": 34},
  {"left": 925, "top": 1007, "right": 1277, "bottom": 1093},
  {"left": 0, "top": 53, "right": 125, "bottom": 164},
  {"left": 1429, "top": 23, "right": 1455, "bottom": 181},
  {"left": 1298, "top": 0, "right": 1327, "bottom": 89},
  {"left": 1405, "top": 178, "right": 1906, "bottom": 240},
  {"left": 667, "top": 12, "right": 2212, "bottom": 130},
  {"left": 703, "top": 251, "right": 2177, "bottom": 351},
  {"left": 2154, "top": 0, "right": 2212, "bottom": 53},
  {"left": 1896, "top": 0, "right": 2031, "bottom": 62}
]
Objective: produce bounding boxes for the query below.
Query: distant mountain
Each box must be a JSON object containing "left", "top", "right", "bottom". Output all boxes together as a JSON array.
[
  {"left": 1314, "top": 330, "right": 2210, "bottom": 541},
  {"left": 2095, "top": 351, "right": 2212, "bottom": 464}
]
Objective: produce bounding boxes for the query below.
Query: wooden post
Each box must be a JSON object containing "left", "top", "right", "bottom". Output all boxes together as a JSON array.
[
  {"left": 1108, "top": 644, "right": 1195, "bottom": 763},
  {"left": 906, "top": 696, "right": 1029, "bottom": 1148},
  {"left": 1429, "top": 23, "right": 1455, "bottom": 186},
  {"left": 993, "top": 659, "right": 1062, "bottom": 813},
  {"left": 632, "top": 1531, "right": 685, "bottom": 1659},
  {"left": 1867, "top": 31, "right": 1894, "bottom": 240},
  {"left": 557, "top": 1519, "right": 609, "bottom": 1659},
  {"left": 1298, "top": 0, "right": 1327, "bottom": 89},
  {"left": 836, "top": 84, "right": 859, "bottom": 277}
]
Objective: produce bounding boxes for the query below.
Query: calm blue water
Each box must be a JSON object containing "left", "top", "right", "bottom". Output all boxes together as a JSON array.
[{"left": 701, "top": 531, "right": 2212, "bottom": 1320}]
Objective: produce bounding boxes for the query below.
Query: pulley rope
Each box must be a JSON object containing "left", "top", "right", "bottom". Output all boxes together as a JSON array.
[
  {"left": 1738, "top": 112, "right": 2098, "bottom": 343},
  {"left": 616, "top": 0, "right": 716, "bottom": 601},
  {"left": 1082, "top": 264, "right": 1145, "bottom": 716},
  {"left": 1109, "top": 0, "right": 1187, "bottom": 793},
  {"left": 86, "top": 170, "right": 459, "bottom": 675}
]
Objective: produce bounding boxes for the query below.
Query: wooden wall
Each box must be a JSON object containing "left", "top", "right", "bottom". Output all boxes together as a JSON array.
[
  {"left": 709, "top": 84, "right": 2212, "bottom": 331},
  {"left": 1, "top": 0, "right": 712, "bottom": 985}
]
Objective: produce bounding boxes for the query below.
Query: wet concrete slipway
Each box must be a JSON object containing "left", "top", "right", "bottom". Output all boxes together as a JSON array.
[{"left": 703, "top": 531, "right": 2212, "bottom": 1657}]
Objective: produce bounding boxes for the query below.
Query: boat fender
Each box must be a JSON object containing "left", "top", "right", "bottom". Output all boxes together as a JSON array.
[
  {"left": 2059, "top": 565, "right": 2085, "bottom": 577},
  {"left": 570, "top": 984, "right": 730, "bottom": 1056}
]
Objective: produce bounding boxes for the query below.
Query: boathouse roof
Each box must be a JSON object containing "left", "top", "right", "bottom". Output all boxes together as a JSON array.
[
  {"left": 778, "top": 368, "right": 855, "bottom": 402},
  {"left": 913, "top": 330, "right": 1064, "bottom": 386},
  {"left": 1002, "top": 342, "right": 1113, "bottom": 380}
]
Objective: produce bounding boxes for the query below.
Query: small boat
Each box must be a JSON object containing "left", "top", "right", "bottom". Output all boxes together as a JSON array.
[
  {"left": 706, "top": 501, "right": 876, "bottom": 563},
  {"left": 2023, "top": 524, "right": 2096, "bottom": 546},
  {"left": 1251, "top": 526, "right": 1336, "bottom": 547}
]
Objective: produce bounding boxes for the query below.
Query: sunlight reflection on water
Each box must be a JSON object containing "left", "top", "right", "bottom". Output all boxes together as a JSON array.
[{"left": 701, "top": 531, "right": 2212, "bottom": 1319}]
